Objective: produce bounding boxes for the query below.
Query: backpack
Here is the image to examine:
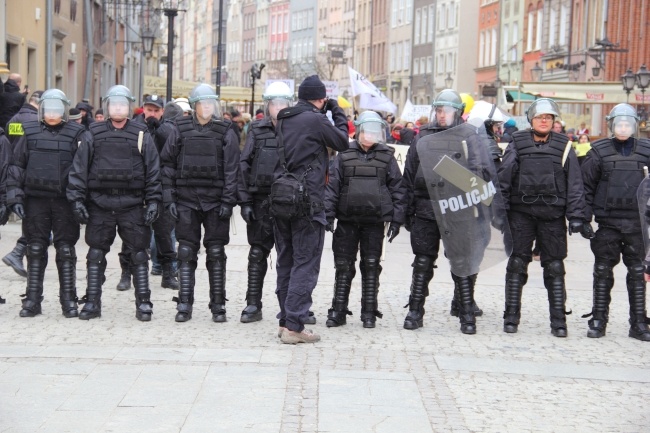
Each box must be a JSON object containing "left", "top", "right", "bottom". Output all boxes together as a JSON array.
[{"left": 268, "top": 105, "right": 317, "bottom": 220}]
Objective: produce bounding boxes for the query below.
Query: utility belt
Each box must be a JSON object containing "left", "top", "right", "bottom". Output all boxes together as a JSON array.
[{"left": 97, "top": 188, "right": 143, "bottom": 197}]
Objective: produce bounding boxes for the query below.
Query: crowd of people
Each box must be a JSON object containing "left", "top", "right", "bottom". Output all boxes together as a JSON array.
[{"left": 0, "top": 72, "right": 649, "bottom": 344}]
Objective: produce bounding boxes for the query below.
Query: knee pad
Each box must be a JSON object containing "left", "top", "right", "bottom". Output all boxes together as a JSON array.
[
  {"left": 627, "top": 263, "right": 645, "bottom": 280},
  {"left": 56, "top": 244, "right": 76, "bottom": 260},
  {"left": 86, "top": 248, "right": 105, "bottom": 264},
  {"left": 412, "top": 254, "right": 434, "bottom": 273},
  {"left": 248, "top": 246, "right": 267, "bottom": 263},
  {"left": 334, "top": 257, "right": 355, "bottom": 272},
  {"left": 26, "top": 243, "right": 46, "bottom": 259},
  {"left": 362, "top": 256, "right": 380, "bottom": 271},
  {"left": 506, "top": 256, "right": 527, "bottom": 274},
  {"left": 593, "top": 262, "right": 613, "bottom": 279},
  {"left": 130, "top": 250, "right": 149, "bottom": 266},
  {"left": 544, "top": 260, "right": 565, "bottom": 278},
  {"left": 207, "top": 244, "right": 225, "bottom": 262},
  {"left": 177, "top": 242, "right": 197, "bottom": 262}
]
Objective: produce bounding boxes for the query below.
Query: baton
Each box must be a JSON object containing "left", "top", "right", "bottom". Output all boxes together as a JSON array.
[
  {"left": 380, "top": 222, "right": 388, "bottom": 261},
  {"left": 644, "top": 166, "right": 648, "bottom": 178},
  {"left": 137, "top": 131, "right": 144, "bottom": 154},
  {"left": 461, "top": 140, "right": 468, "bottom": 160},
  {"left": 561, "top": 140, "right": 572, "bottom": 167}
]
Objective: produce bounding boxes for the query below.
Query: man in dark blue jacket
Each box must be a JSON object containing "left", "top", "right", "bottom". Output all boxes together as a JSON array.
[{"left": 273, "top": 75, "right": 349, "bottom": 344}]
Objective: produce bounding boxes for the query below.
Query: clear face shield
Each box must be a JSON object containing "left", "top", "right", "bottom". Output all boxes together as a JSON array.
[
  {"left": 264, "top": 97, "right": 292, "bottom": 121},
  {"left": 611, "top": 116, "right": 637, "bottom": 140},
  {"left": 430, "top": 105, "right": 458, "bottom": 128},
  {"left": 194, "top": 99, "right": 221, "bottom": 123},
  {"left": 104, "top": 96, "right": 133, "bottom": 121},
  {"left": 39, "top": 99, "right": 68, "bottom": 125},
  {"left": 356, "top": 121, "right": 387, "bottom": 148}
]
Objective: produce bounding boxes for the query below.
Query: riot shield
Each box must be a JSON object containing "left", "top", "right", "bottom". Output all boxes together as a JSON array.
[
  {"left": 637, "top": 173, "right": 650, "bottom": 262},
  {"left": 416, "top": 122, "right": 512, "bottom": 277}
]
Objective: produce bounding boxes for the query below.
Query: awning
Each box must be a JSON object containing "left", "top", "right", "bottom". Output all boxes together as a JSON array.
[
  {"left": 506, "top": 90, "right": 536, "bottom": 102},
  {"left": 143, "top": 75, "right": 262, "bottom": 103},
  {"left": 518, "top": 81, "right": 650, "bottom": 104}
]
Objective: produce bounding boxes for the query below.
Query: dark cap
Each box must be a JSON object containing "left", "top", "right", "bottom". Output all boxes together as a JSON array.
[
  {"left": 143, "top": 94, "right": 164, "bottom": 108},
  {"left": 298, "top": 75, "right": 327, "bottom": 100},
  {"left": 69, "top": 108, "right": 82, "bottom": 120},
  {"left": 30, "top": 90, "right": 44, "bottom": 100}
]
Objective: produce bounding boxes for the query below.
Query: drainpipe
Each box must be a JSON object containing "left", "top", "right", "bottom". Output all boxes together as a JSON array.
[
  {"left": 46, "top": 0, "right": 52, "bottom": 87},
  {"left": 83, "top": 0, "right": 94, "bottom": 100}
]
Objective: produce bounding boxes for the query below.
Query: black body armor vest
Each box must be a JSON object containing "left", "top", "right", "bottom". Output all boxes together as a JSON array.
[
  {"left": 87, "top": 120, "right": 147, "bottom": 191},
  {"left": 175, "top": 116, "right": 228, "bottom": 188},
  {"left": 23, "top": 120, "right": 85, "bottom": 197},
  {"left": 248, "top": 123, "right": 280, "bottom": 195}
]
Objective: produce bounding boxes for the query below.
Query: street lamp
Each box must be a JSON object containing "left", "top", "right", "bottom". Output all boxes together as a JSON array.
[
  {"left": 0, "top": 62, "right": 9, "bottom": 83},
  {"left": 162, "top": 0, "right": 185, "bottom": 102},
  {"left": 636, "top": 64, "right": 650, "bottom": 112},
  {"left": 621, "top": 67, "right": 636, "bottom": 103},
  {"left": 444, "top": 73, "right": 453, "bottom": 89},
  {"left": 141, "top": 29, "right": 155, "bottom": 58},
  {"left": 249, "top": 63, "right": 265, "bottom": 116},
  {"left": 531, "top": 62, "right": 543, "bottom": 82}
]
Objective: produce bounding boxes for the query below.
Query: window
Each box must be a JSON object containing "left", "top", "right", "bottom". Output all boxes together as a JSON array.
[
  {"left": 502, "top": 25, "right": 509, "bottom": 64},
  {"left": 391, "top": 1, "right": 397, "bottom": 27},
  {"left": 427, "top": 56, "right": 432, "bottom": 73},
  {"left": 447, "top": 53, "right": 453, "bottom": 72},
  {"left": 535, "top": 9, "right": 542, "bottom": 50},
  {"left": 479, "top": 31, "right": 485, "bottom": 67},
  {"left": 428, "top": 6, "right": 434, "bottom": 42},
  {"left": 390, "top": 43, "right": 396, "bottom": 71},
  {"left": 415, "top": 9, "right": 421, "bottom": 45},
  {"left": 437, "top": 54, "right": 444, "bottom": 74},
  {"left": 549, "top": 6, "right": 556, "bottom": 47},
  {"left": 491, "top": 28, "right": 497, "bottom": 65},
  {"left": 526, "top": 10, "right": 533, "bottom": 51},
  {"left": 422, "top": 8, "right": 427, "bottom": 44},
  {"left": 406, "top": 0, "right": 413, "bottom": 23},
  {"left": 403, "top": 40, "right": 410, "bottom": 70},
  {"left": 504, "top": 0, "right": 510, "bottom": 18},
  {"left": 448, "top": 3, "right": 454, "bottom": 29},
  {"left": 511, "top": 22, "right": 518, "bottom": 61},
  {"left": 438, "top": 5, "right": 445, "bottom": 30},
  {"left": 414, "top": 58, "right": 420, "bottom": 75},
  {"left": 559, "top": 3, "right": 568, "bottom": 45}
]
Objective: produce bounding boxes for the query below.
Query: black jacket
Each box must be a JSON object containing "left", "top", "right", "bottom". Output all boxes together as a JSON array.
[
  {"left": 0, "top": 80, "right": 26, "bottom": 131},
  {"left": 160, "top": 116, "right": 240, "bottom": 212},
  {"left": 133, "top": 113, "right": 176, "bottom": 154},
  {"left": 67, "top": 119, "right": 162, "bottom": 210},
  {"left": 5, "top": 104, "right": 38, "bottom": 147},
  {"left": 273, "top": 100, "right": 349, "bottom": 224},
  {"left": 498, "top": 130, "right": 586, "bottom": 221},
  {"left": 325, "top": 140, "right": 406, "bottom": 224},
  {"left": 0, "top": 129, "right": 11, "bottom": 206}
]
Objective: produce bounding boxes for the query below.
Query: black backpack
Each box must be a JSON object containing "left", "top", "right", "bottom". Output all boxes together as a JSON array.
[{"left": 268, "top": 105, "right": 318, "bottom": 220}]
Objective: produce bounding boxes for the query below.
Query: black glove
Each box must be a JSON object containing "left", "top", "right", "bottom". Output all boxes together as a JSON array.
[
  {"left": 12, "top": 203, "right": 25, "bottom": 220},
  {"left": 146, "top": 116, "right": 160, "bottom": 131},
  {"left": 404, "top": 215, "right": 414, "bottom": 232},
  {"left": 325, "top": 97, "right": 339, "bottom": 112},
  {"left": 325, "top": 217, "right": 335, "bottom": 232},
  {"left": 144, "top": 202, "right": 160, "bottom": 226},
  {"left": 568, "top": 219, "right": 584, "bottom": 236},
  {"left": 491, "top": 217, "right": 507, "bottom": 233},
  {"left": 0, "top": 205, "right": 8, "bottom": 226},
  {"left": 218, "top": 204, "right": 232, "bottom": 220},
  {"left": 71, "top": 201, "right": 89, "bottom": 224},
  {"left": 581, "top": 222, "right": 596, "bottom": 239},
  {"left": 387, "top": 223, "right": 400, "bottom": 243},
  {"left": 167, "top": 202, "right": 179, "bottom": 220},
  {"left": 241, "top": 205, "right": 255, "bottom": 224}
]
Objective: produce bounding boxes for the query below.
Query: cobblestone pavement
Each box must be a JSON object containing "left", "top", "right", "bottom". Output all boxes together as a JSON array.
[{"left": 0, "top": 215, "right": 648, "bottom": 432}]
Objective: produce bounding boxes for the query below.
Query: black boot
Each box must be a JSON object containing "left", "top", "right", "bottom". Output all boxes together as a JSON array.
[
  {"left": 3, "top": 241, "right": 27, "bottom": 278},
  {"left": 403, "top": 255, "right": 434, "bottom": 330},
  {"left": 360, "top": 257, "right": 383, "bottom": 329},
  {"left": 241, "top": 246, "right": 268, "bottom": 323},
  {"left": 503, "top": 256, "right": 527, "bottom": 333},
  {"left": 161, "top": 262, "right": 179, "bottom": 290},
  {"left": 453, "top": 273, "right": 477, "bottom": 334},
  {"left": 627, "top": 264, "right": 650, "bottom": 342},
  {"left": 131, "top": 250, "right": 153, "bottom": 321},
  {"left": 56, "top": 244, "right": 78, "bottom": 318},
  {"left": 173, "top": 244, "right": 196, "bottom": 322},
  {"left": 544, "top": 260, "right": 570, "bottom": 338},
  {"left": 584, "top": 262, "right": 612, "bottom": 338},
  {"left": 79, "top": 248, "right": 105, "bottom": 320},
  {"left": 19, "top": 243, "right": 47, "bottom": 317},
  {"left": 450, "top": 276, "right": 483, "bottom": 317},
  {"left": 116, "top": 253, "right": 131, "bottom": 292},
  {"left": 207, "top": 245, "right": 228, "bottom": 322},
  {"left": 326, "top": 257, "right": 355, "bottom": 327}
]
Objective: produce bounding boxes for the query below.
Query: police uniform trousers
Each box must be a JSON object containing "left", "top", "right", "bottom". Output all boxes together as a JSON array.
[
  {"left": 118, "top": 210, "right": 176, "bottom": 270},
  {"left": 240, "top": 199, "right": 274, "bottom": 321},
  {"left": 328, "top": 220, "right": 384, "bottom": 327},
  {"left": 274, "top": 217, "right": 325, "bottom": 333},
  {"left": 173, "top": 204, "right": 230, "bottom": 322},
  {"left": 586, "top": 225, "right": 649, "bottom": 339},
  {"left": 80, "top": 202, "right": 153, "bottom": 320},
  {"left": 20, "top": 196, "right": 80, "bottom": 317},
  {"left": 503, "top": 210, "right": 569, "bottom": 335}
]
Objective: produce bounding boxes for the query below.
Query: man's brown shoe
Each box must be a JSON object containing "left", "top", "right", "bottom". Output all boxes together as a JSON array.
[{"left": 280, "top": 328, "right": 321, "bottom": 344}]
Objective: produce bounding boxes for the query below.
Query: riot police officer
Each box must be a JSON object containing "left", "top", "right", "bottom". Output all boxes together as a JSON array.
[
  {"left": 67, "top": 85, "right": 162, "bottom": 321},
  {"left": 582, "top": 104, "right": 650, "bottom": 341},
  {"left": 498, "top": 98, "right": 588, "bottom": 337},
  {"left": 161, "top": 84, "right": 240, "bottom": 323},
  {"left": 402, "top": 89, "right": 485, "bottom": 334},
  {"left": 116, "top": 95, "right": 179, "bottom": 291},
  {"left": 238, "top": 81, "right": 292, "bottom": 323},
  {"left": 7, "top": 89, "right": 88, "bottom": 317},
  {"left": 324, "top": 111, "right": 405, "bottom": 328}
]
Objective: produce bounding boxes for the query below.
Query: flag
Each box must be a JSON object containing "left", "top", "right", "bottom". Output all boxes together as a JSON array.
[
  {"left": 359, "top": 93, "right": 397, "bottom": 114},
  {"left": 348, "top": 66, "right": 397, "bottom": 114}
]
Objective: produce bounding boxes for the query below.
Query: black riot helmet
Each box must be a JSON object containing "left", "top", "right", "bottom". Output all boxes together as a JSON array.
[
  {"left": 430, "top": 89, "right": 465, "bottom": 129},
  {"left": 39, "top": 89, "right": 70, "bottom": 125},
  {"left": 606, "top": 103, "right": 639, "bottom": 140}
]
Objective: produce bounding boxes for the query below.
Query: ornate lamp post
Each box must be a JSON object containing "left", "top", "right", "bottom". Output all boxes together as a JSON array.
[
  {"left": 531, "top": 62, "right": 543, "bottom": 82},
  {"left": 162, "top": 0, "right": 184, "bottom": 101},
  {"left": 249, "top": 63, "right": 265, "bottom": 116},
  {"left": 621, "top": 68, "right": 636, "bottom": 103},
  {"left": 444, "top": 73, "right": 453, "bottom": 89}
]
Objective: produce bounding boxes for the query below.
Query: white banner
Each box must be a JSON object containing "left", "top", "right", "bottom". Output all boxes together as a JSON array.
[
  {"left": 323, "top": 80, "right": 340, "bottom": 97},
  {"left": 359, "top": 93, "right": 397, "bottom": 114},
  {"left": 387, "top": 144, "right": 409, "bottom": 173},
  {"left": 400, "top": 100, "right": 431, "bottom": 123}
]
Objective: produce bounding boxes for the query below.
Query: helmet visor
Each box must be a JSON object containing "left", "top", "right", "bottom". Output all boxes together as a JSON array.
[
  {"left": 430, "top": 105, "right": 458, "bottom": 128},
  {"left": 264, "top": 97, "right": 291, "bottom": 120},
  {"left": 194, "top": 99, "right": 221, "bottom": 123},
  {"left": 611, "top": 116, "right": 637, "bottom": 140},
  {"left": 357, "top": 121, "right": 386, "bottom": 146},
  {"left": 104, "top": 95, "right": 133, "bottom": 121},
  {"left": 40, "top": 99, "right": 67, "bottom": 124}
]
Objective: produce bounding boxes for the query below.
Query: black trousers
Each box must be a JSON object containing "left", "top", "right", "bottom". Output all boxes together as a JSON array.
[
  {"left": 85, "top": 203, "right": 150, "bottom": 256},
  {"left": 175, "top": 204, "right": 230, "bottom": 251},
  {"left": 119, "top": 208, "right": 176, "bottom": 268},
  {"left": 590, "top": 226, "right": 644, "bottom": 268},
  {"left": 246, "top": 199, "right": 274, "bottom": 253},
  {"left": 24, "top": 196, "right": 79, "bottom": 248},
  {"left": 409, "top": 216, "right": 441, "bottom": 260},
  {"left": 332, "top": 220, "right": 384, "bottom": 261},
  {"left": 508, "top": 210, "right": 567, "bottom": 265}
]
